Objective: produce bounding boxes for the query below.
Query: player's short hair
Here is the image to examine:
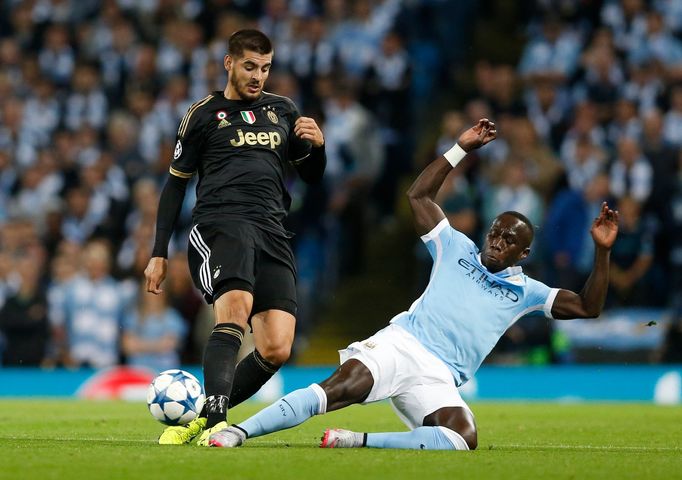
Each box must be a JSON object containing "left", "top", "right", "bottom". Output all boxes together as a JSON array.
[
  {"left": 499, "top": 211, "right": 535, "bottom": 244},
  {"left": 228, "top": 29, "right": 273, "bottom": 58}
]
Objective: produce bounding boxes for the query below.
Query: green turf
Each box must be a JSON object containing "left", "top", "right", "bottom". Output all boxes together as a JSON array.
[{"left": 1, "top": 400, "right": 681, "bottom": 480}]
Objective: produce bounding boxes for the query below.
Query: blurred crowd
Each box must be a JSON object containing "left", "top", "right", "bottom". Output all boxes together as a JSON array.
[{"left": 0, "top": 0, "right": 680, "bottom": 369}]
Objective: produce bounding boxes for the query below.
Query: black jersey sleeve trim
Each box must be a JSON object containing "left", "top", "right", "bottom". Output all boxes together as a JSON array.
[
  {"left": 151, "top": 174, "right": 190, "bottom": 258},
  {"left": 293, "top": 144, "right": 326, "bottom": 184},
  {"left": 290, "top": 153, "right": 310, "bottom": 165},
  {"left": 169, "top": 166, "right": 195, "bottom": 179},
  {"left": 178, "top": 94, "right": 213, "bottom": 138}
]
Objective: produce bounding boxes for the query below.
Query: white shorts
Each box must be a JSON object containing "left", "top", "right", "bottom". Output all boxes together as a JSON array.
[{"left": 338, "top": 323, "right": 472, "bottom": 430}]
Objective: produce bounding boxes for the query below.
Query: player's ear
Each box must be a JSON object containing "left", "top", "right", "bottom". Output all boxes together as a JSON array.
[
  {"left": 224, "top": 55, "right": 232, "bottom": 72},
  {"left": 519, "top": 247, "right": 530, "bottom": 261}
]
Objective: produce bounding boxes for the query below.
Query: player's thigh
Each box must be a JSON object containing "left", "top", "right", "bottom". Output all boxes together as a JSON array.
[
  {"left": 250, "top": 250, "right": 297, "bottom": 363},
  {"left": 319, "top": 359, "right": 375, "bottom": 411},
  {"left": 187, "top": 222, "right": 258, "bottom": 304},
  {"left": 337, "top": 324, "right": 405, "bottom": 403},
  {"left": 252, "top": 250, "right": 297, "bottom": 320},
  {"left": 390, "top": 382, "right": 474, "bottom": 431}
]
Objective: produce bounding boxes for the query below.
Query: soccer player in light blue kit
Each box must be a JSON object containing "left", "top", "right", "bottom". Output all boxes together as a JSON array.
[{"left": 208, "top": 118, "right": 620, "bottom": 450}]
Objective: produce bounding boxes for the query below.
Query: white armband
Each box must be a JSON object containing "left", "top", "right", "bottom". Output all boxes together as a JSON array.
[{"left": 443, "top": 143, "right": 467, "bottom": 168}]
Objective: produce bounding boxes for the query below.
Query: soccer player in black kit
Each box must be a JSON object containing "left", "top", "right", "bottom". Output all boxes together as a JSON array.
[{"left": 144, "top": 29, "right": 326, "bottom": 445}]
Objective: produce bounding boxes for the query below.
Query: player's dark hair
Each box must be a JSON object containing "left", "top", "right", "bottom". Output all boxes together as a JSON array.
[
  {"left": 500, "top": 211, "right": 535, "bottom": 243},
  {"left": 228, "top": 29, "right": 273, "bottom": 58}
]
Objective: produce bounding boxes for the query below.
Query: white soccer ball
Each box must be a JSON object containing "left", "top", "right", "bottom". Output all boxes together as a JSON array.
[{"left": 147, "top": 369, "right": 205, "bottom": 426}]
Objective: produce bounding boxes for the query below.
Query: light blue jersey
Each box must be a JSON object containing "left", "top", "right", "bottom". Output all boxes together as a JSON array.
[
  {"left": 49, "top": 275, "right": 132, "bottom": 368},
  {"left": 392, "top": 219, "right": 558, "bottom": 386}
]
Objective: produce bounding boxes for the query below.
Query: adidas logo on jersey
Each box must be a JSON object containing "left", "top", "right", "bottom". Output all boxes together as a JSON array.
[{"left": 229, "top": 129, "right": 282, "bottom": 149}]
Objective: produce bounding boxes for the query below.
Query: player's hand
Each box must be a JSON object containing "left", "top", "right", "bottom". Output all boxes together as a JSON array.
[
  {"left": 144, "top": 257, "right": 168, "bottom": 294},
  {"left": 294, "top": 116, "right": 324, "bottom": 147},
  {"left": 457, "top": 118, "right": 497, "bottom": 152},
  {"left": 590, "top": 202, "right": 619, "bottom": 250}
]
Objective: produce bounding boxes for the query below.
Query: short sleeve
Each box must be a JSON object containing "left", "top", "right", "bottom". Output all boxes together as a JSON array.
[
  {"left": 524, "top": 278, "right": 559, "bottom": 319},
  {"left": 420, "top": 218, "right": 474, "bottom": 260},
  {"left": 286, "top": 99, "right": 312, "bottom": 164},
  {"left": 170, "top": 96, "right": 211, "bottom": 178}
]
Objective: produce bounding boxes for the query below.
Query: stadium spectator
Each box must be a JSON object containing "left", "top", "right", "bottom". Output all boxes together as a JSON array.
[
  {"left": 609, "top": 136, "right": 653, "bottom": 203},
  {"left": 504, "top": 117, "right": 564, "bottom": 201},
  {"left": 607, "top": 196, "right": 657, "bottom": 306},
  {"left": 48, "top": 239, "right": 130, "bottom": 368},
  {"left": 122, "top": 282, "right": 187, "bottom": 373},
  {"left": 559, "top": 101, "right": 607, "bottom": 170},
  {"left": 576, "top": 38, "right": 624, "bottom": 124},
  {"left": 543, "top": 173, "right": 612, "bottom": 291},
  {"left": 286, "top": 15, "right": 335, "bottom": 107},
  {"left": 38, "top": 24, "right": 75, "bottom": 88},
  {"left": 629, "top": 11, "right": 682, "bottom": 80},
  {"left": 621, "top": 59, "right": 665, "bottom": 114},
  {"left": 600, "top": 0, "right": 648, "bottom": 56},
  {"left": 662, "top": 84, "right": 682, "bottom": 147},
  {"left": 606, "top": 98, "right": 642, "bottom": 147},
  {"left": 65, "top": 62, "right": 108, "bottom": 131},
  {"left": 324, "top": 80, "right": 384, "bottom": 276},
  {"left": 563, "top": 134, "right": 607, "bottom": 192},
  {"left": 362, "top": 30, "right": 412, "bottom": 222},
  {"left": 0, "top": 254, "right": 49, "bottom": 366},
  {"left": 523, "top": 79, "right": 569, "bottom": 150},
  {"left": 641, "top": 109, "right": 678, "bottom": 213},
  {"left": 518, "top": 15, "right": 581, "bottom": 85},
  {"left": 482, "top": 159, "right": 544, "bottom": 236}
]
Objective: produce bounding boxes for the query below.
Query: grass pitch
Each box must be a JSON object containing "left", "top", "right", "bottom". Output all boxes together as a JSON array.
[{"left": 1, "top": 400, "right": 681, "bottom": 480}]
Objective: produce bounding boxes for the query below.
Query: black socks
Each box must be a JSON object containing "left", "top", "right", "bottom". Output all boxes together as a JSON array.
[
  {"left": 203, "top": 323, "right": 244, "bottom": 428},
  {"left": 228, "top": 349, "right": 280, "bottom": 409}
]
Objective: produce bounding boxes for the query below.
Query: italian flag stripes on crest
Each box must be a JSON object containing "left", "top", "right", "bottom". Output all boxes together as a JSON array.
[{"left": 241, "top": 111, "right": 256, "bottom": 124}]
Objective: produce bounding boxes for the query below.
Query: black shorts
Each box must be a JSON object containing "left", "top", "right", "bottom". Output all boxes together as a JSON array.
[{"left": 187, "top": 221, "right": 297, "bottom": 317}]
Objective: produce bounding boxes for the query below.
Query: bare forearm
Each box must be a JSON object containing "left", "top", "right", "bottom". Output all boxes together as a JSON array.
[
  {"left": 578, "top": 247, "right": 611, "bottom": 317},
  {"left": 406, "top": 156, "right": 453, "bottom": 203},
  {"left": 406, "top": 156, "right": 453, "bottom": 234}
]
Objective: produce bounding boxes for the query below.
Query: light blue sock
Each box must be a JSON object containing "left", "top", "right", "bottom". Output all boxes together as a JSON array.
[
  {"left": 237, "top": 384, "right": 326, "bottom": 438},
  {"left": 366, "top": 426, "right": 468, "bottom": 450}
]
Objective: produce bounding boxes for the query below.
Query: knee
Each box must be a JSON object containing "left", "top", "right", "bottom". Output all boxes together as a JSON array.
[
  {"left": 258, "top": 343, "right": 291, "bottom": 366},
  {"left": 461, "top": 429, "right": 477, "bottom": 450},
  {"left": 425, "top": 407, "right": 478, "bottom": 450}
]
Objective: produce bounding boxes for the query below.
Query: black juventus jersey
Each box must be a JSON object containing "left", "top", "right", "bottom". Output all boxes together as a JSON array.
[{"left": 170, "top": 91, "right": 312, "bottom": 236}]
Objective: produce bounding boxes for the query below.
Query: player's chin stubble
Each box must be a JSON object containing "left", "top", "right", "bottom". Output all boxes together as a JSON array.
[{"left": 233, "top": 76, "right": 259, "bottom": 101}]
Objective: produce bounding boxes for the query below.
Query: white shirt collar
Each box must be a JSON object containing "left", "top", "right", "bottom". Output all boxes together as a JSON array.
[{"left": 476, "top": 253, "right": 524, "bottom": 283}]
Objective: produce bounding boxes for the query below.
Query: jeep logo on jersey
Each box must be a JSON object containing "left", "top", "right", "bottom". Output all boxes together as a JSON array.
[
  {"left": 240, "top": 111, "right": 256, "bottom": 124},
  {"left": 229, "top": 129, "right": 282, "bottom": 149}
]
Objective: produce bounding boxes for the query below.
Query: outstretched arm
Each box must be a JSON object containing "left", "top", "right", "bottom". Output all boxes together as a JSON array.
[
  {"left": 406, "top": 118, "right": 496, "bottom": 235},
  {"left": 551, "top": 202, "right": 619, "bottom": 319}
]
